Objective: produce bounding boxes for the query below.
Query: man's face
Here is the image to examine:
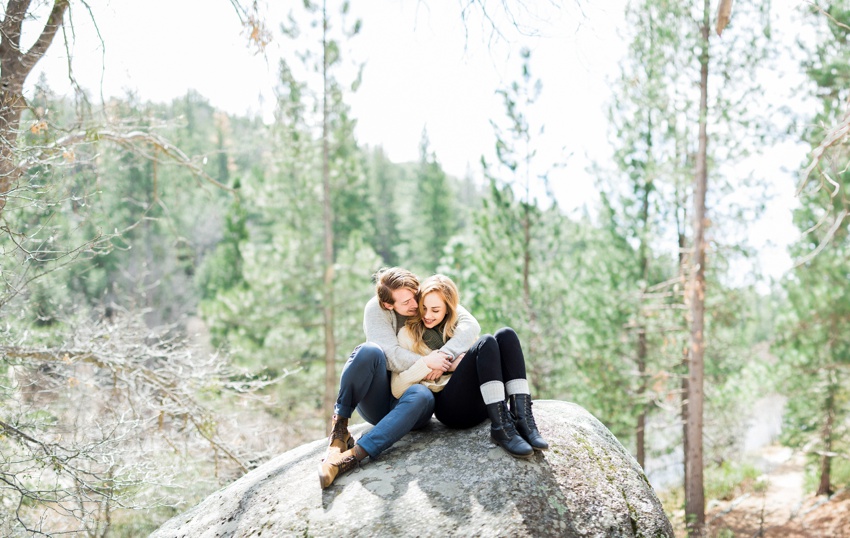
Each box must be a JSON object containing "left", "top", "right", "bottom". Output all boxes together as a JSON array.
[{"left": 386, "top": 287, "right": 418, "bottom": 317}]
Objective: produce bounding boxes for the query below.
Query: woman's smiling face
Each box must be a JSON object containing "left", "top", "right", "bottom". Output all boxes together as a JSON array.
[{"left": 422, "top": 291, "right": 447, "bottom": 329}]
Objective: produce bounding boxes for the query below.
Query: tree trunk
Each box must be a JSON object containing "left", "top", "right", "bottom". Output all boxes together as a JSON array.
[
  {"left": 0, "top": 0, "right": 70, "bottom": 216},
  {"left": 522, "top": 204, "right": 531, "bottom": 317},
  {"left": 676, "top": 101, "right": 690, "bottom": 506},
  {"left": 685, "top": 0, "right": 710, "bottom": 534},
  {"left": 636, "top": 115, "right": 652, "bottom": 470},
  {"left": 0, "top": 77, "right": 25, "bottom": 211},
  {"left": 679, "top": 228, "right": 689, "bottom": 501},
  {"left": 522, "top": 201, "right": 540, "bottom": 362},
  {"left": 320, "top": 0, "right": 336, "bottom": 430},
  {"left": 816, "top": 381, "right": 835, "bottom": 496},
  {"left": 636, "top": 328, "right": 647, "bottom": 469},
  {"left": 522, "top": 156, "right": 542, "bottom": 395}
]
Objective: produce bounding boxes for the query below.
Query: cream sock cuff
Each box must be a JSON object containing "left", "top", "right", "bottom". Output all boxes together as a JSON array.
[
  {"left": 480, "top": 381, "right": 506, "bottom": 405},
  {"left": 505, "top": 378, "right": 530, "bottom": 396}
]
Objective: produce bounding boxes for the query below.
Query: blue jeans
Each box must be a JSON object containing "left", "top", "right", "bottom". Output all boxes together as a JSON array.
[{"left": 335, "top": 342, "right": 435, "bottom": 458}]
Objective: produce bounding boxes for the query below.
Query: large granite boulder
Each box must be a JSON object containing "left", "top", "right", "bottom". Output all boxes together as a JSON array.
[{"left": 151, "top": 400, "right": 673, "bottom": 537}]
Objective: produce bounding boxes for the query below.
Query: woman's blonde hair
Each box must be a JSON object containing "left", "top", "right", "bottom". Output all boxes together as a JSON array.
[{"left": 405, "top": 274, "right": 460, "bottom": 354}]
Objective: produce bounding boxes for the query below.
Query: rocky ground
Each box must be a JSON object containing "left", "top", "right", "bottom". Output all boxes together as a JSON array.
[{"left": 666, "top": 446, "right": 850, "bottom": 537}]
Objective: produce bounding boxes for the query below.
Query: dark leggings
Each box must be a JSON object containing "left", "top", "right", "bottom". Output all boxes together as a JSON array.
[{"left": 434, "top": 327, "right": 527, "bottom": 429}]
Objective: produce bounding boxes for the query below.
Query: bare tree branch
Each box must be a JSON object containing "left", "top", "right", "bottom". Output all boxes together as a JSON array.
[
  {"left": 794, "top": 207, "right": 849, "bottom": 267},
  {"left": 1, "top": 310, "right": 288, "bottom": 534},
  {"left": 19, "top": 129, "right": 236, "bottom": 193},
  {"left": 799, "top": 105, "right": 850, "bottom": 197},
  {"left": 20, "top": 1, "right": 69, "bottom": 75}
]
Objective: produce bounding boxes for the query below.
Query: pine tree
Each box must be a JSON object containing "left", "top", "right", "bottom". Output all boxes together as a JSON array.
[
  {"left": 199, "top": 0, "right": 378, "bottom": 425},
  {"left": 603, "top": 2, "right": 776, "bottom": 530},
  {"left": 410, "top": 129, "right": 458, "bottom": 273},
  {"left": 776, "top": 2, "right": 850, "bottom": 497},
  {"left": 365, "top": 146, "right": 401, "bottom": 265},
  {"left": 606, "top": 0, "right": 695, "bottom": 469},
  {"left": 462, "top": 49, "right": 565, "bottom": 396}
]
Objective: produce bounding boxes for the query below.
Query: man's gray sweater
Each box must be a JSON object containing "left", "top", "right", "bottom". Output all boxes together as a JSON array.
[{"left": 362, "top": 295, "right": 481, "bottom": 373}]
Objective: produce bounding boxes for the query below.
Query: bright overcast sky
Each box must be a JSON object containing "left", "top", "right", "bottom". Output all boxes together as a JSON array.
[
  {"left": 28, "top": 1, "right": 630, "bottom": 208},
  {"left": 27, "top": 0, "right": 810, "bottom": 284}
]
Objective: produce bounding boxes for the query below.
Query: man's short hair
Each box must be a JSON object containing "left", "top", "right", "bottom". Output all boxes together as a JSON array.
[{"left": 374, "top": 267, "right": 419, "bottom": 309}]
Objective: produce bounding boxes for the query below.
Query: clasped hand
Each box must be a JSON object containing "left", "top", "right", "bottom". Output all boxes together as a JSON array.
[
  {"left": 423, "top": 349, "right": 452, "bottom": 381},
  {"left": 423, "top": 350, "right": 465, "bottom": 381}
]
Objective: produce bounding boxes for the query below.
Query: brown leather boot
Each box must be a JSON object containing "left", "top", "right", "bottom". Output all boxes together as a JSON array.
[
  {"left": 318, "top": 445, "right": 365, "bottom": 489},
  {"left": 323, "top": 414, "right": 354, "bottom": 461}
]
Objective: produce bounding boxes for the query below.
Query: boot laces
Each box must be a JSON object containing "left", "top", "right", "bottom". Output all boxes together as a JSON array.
[
  {"left": 331, "top": 426, "right": 350, "bottom": 443},
  {"left": 522, "top": 398, "right": 538, "bottom": 430},
  {"left": 330, "top": 419, "right": 350, "bottom": 443},
  {"left": 500, "top": 402, "right": 520, "bottom": 437},
  {"left": 335, "top": 453, "right": 360, "bottom": 475}
]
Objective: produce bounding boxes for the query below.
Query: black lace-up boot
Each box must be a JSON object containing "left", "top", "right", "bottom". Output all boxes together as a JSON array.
[
  {"left": 510, "top": 394, "right": 549, "bottom": 450},
  {"left": 486, "top": 400, "right": 533, "bottom": 458}
]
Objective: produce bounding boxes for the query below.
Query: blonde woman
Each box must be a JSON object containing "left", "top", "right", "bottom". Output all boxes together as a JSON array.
[
  {"left": 394, "top": 274, "right": 548, "bottom": 458},
  {"left": 318, "top": 267, "right": 480, "bottom": 489}
]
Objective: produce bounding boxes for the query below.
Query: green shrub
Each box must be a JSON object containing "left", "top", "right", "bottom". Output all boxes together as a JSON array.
[
  {"left": 705, "top": 460, "right": 762, "bottom": 501},
  {"left": 803, "top": 455, "right": 850, "bottom": 494}
]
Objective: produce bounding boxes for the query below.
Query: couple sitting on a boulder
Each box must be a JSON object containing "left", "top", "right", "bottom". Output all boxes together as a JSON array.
[{"left": 319, "top": 267, "right": 548, "bottom": 489}]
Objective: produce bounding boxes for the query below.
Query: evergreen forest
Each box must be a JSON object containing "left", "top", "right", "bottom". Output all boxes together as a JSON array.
[{"left": 1, "top": 1, "right": 849, "bottom": 536}]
